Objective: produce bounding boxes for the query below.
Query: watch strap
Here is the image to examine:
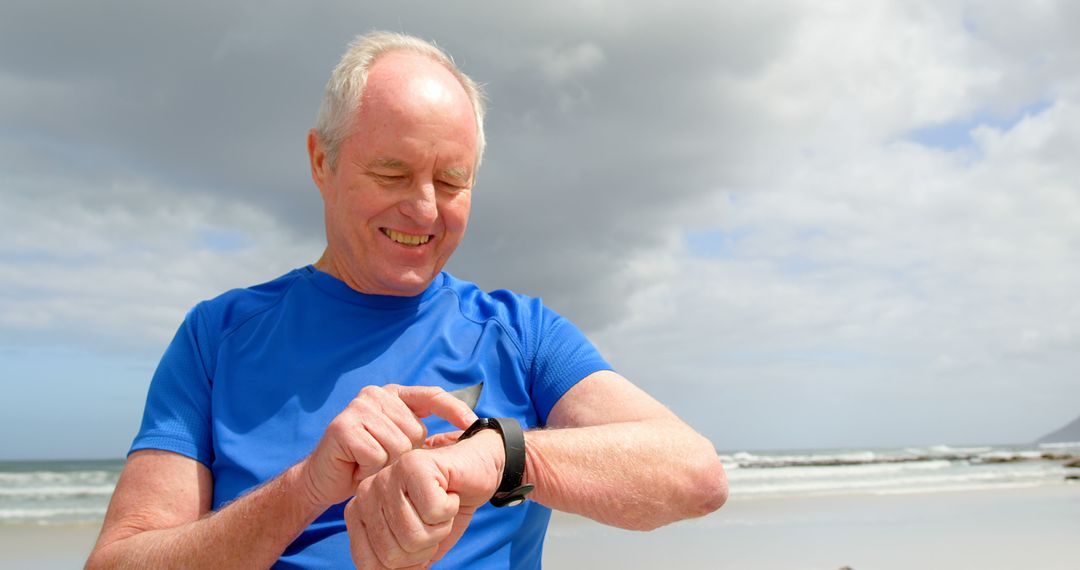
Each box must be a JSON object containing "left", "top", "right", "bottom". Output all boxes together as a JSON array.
[{"left": 459, "top": 417, "right": 534, "bottom": 507}]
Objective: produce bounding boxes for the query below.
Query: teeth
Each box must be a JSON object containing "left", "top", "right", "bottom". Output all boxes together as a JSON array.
[{"left": 384, "top": 229, "right": 430, "bottom": 246}]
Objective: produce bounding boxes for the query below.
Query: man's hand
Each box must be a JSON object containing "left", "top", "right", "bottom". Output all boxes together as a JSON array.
[
  {"left": 300, "top": 384, "right": 478, "bottom": 508},
  {"left": 344, "top": 430, "right": 505, "bottom": 569}
]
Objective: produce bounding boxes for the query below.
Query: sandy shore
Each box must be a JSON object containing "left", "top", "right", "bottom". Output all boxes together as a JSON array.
[
  {"left": 544, "top": 483, "right": 1080, "bottom": 569},
  {"left": 0, "top": 523, "right": 99, "bottom": 569},
  {"left": 4, "top": 484, "right": 1077, "bottom": 568}
]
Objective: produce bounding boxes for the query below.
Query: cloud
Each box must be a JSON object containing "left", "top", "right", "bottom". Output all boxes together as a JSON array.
[
  {"left": 595, "top": 94, "right": 1080, "bottom": 448},
  {"left": 535, "top": 42, "right": 606, "bottom": 84},
  {"left": 1, "top": 0, "right": 801, "bottom": 332},
  {"left": 3, "top": 0, "right": 1079, "bottom": 451},
  {"left": 0, "top": 167, "right": 321, "bottom": 352}
]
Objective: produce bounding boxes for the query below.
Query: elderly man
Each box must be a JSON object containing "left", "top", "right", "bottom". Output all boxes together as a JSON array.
[{"left": 88, "top": 32, "right": 727, "bottom": 569}]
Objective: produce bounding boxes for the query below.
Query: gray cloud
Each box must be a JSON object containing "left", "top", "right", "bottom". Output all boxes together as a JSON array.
[
  {"left": 1, "top": 0, "right": 798, "bottom": 332},
  {"left": 3, "top": 0, "right": 1080, "bottom": 451}
]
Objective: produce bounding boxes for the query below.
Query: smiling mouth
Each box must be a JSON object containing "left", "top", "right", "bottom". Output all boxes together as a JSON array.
[{"left": 381, "top": 228, "right": 432, "bottom": 246}]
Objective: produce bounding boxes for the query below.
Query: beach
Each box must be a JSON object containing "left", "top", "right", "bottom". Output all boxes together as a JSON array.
[
  {"left": 1, "top": 524, "right": 100, "bottom": 569},
  {"left": 544, "top": 484, "right": 1080, "bottom": 569},
  {"left": 3, "top": 484, "right": 1077, "bottom": 569},
  {"left": 3, "top": 445, "right": 1078, "bottom": 568}
]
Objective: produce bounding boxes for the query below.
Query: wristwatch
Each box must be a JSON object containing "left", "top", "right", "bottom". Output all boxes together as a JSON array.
[{"left": 459, "top": 417, "right": 534, "bottom": 507}]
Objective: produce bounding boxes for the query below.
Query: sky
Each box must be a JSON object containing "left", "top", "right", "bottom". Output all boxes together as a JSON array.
[{"left": 2, "top": 0, "right": 1079, "bottom": 459}]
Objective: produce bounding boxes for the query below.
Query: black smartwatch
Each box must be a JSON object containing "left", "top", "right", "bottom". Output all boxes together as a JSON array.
[{"left": 459, "top": 417, "right": 534, "bottom": 507}]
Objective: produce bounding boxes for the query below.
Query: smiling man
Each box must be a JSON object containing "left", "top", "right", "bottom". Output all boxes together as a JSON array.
[
  {"left": 312, "top": 47, "right": 477, "bottom": 298},
  {"left": 87, "top": 32, "right": 727, "bottom": 569}
]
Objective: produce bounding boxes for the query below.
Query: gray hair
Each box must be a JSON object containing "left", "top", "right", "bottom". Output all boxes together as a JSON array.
[{"left": 314, "top": 31, "right": 487, "bottom": 171}]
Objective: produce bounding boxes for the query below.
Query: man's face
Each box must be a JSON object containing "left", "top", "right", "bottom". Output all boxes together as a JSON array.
[{"left": 310, "top": 51, "right": 478, "bottom": 296}]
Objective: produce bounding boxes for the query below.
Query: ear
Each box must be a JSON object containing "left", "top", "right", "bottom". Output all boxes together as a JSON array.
[{"left": 307, "top": 129, "right": 330, "bottom": 197}]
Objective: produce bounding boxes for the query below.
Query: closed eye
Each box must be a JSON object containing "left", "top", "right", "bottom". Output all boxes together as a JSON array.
[
  {"left": 438, "top": 181, "right": 469, "bottom": 192},
  {"left": 370, "top": 173, "right": 407, "bottom": 185}
]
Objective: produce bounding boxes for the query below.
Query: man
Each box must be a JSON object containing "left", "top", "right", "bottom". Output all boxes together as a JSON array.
[{"left": 88, "top": 32, "right": 727, "bottom": 569}]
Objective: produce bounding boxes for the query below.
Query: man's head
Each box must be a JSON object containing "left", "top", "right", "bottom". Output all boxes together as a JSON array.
[
  {"left": 308, "top": 32, "right": 485, "bottom": 297},
  {"left": 314, "top": 32, "right": 487, "bottom": 172}
]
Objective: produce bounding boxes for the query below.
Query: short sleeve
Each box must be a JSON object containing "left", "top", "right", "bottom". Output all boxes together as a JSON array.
[
  {"left": 128, "top": 304, "right": 215, "bottom": 467},
  {"left": 528, "top": 309, "right": 612, "bottom": 425}
]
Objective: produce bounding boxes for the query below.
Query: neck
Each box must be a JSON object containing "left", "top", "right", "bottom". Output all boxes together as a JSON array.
[
  {"left": 312, "top": 248, "right": 432, "bottom": 297},
  {"left": 312, "top": 249, "right": 340, "bottom": 280},
  {"left": 312, "top": 249, "right": 369, "bottom": 293}
]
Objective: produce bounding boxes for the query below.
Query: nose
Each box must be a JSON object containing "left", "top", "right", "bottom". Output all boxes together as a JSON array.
[{"left": 398, "top": 180, "right": 438, "bottom": 225}]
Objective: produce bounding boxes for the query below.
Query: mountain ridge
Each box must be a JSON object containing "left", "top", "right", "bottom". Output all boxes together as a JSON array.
[{"left": 1037, "top": 413, "right": 1080, "bottom": 444}]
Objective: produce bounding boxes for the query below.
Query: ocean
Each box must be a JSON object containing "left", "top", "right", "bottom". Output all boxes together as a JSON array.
[
  {"left": 0, "top": 459, "right": 121, "bottom": 527},
  {"left": 721, "top": 441, "right": 1080, "bottom": 500},
  {"left": 2, "top": 442, "right": 1078, "bottom": 527}
]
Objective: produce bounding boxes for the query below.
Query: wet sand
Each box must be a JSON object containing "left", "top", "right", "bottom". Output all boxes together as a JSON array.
[
  {"left": 543, "top": 483, "right": 1080, "bottom": 569},
  {"left": 0, "top": 524, "right": 99, "bottom": 569}
]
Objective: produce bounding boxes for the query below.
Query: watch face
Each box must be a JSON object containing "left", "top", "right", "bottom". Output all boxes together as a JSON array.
[{"left": 459, "top": 417, "right": 497, "bottom": 440}]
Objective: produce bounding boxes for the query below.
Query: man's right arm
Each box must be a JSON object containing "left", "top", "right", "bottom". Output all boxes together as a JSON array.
[
  {"left": 86, "top": 385, "right": 477, "bottom": 569},
  {"left": 86, "top": 449, "right": 328, "bottom": 570}
]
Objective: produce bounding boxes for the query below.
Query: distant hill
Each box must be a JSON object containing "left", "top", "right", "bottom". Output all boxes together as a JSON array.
[{"left": 1037, "top": 414, "right": 1080, "bottom": 444}]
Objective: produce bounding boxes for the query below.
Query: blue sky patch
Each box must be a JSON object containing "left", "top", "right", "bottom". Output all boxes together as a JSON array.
[
  {"left": 906, "top": 99, "right": 1054, "bottom": 151},
  {"left": 684, "top": 227, "right": 750, "bottom": 258},
  {"left": 197, "top": 229, "right": 252, "bottom": 252}
]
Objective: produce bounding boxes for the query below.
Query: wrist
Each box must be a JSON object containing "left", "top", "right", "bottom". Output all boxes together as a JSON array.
[
  {"left": 289, "top": 460, "right": 333, "bottom": 512},
  {"left": 461, "top": 429, "right": 505, "bottom": 488},
  {"left": 458, "top": 417, "right": 533, "bottom": 507}
]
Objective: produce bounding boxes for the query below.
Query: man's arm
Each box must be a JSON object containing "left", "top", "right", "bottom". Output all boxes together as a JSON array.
[
  {"left": 345, "top": 370, "right": 727, "bottom": 568},
  {"left": 87, "top": 385, "right": 477, "bottom": 569},
  {"left": 523, "top": 369, "right": 728, "bottom": 531},
  {"left": 86, "top": 450, "right": 326, "bottom": 570}
]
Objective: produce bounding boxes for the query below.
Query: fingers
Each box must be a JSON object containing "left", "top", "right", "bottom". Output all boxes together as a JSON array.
[
  {"left": 338, "top": 385, "right": 432, "bottom": 482},
  {"left": 365, "top": 501, "right": 440, "bottom": 568},
  {"left": 391, "top": 385, "right": 478, "bottom": 430},
  {"left": 349, "top": 520, "right": 379, "bottom": 570},
  {"left": 360, "top": 406, "right": 418, "bottom": 463},
  {"left": 361, "top": 385, "right": 429, "bottom": 448},
  {"left": 349, "top": 517, "right": 410, "bottom": 570},
  {"left": 379, "top": 495, "right": 448, "bottom": 565},
  {"left": 400, "top": 456, "right": 459, "bottom": 526},
  {"left": 341, "top": 426, "right": 389, "bottom": 485},
  {"left": 332, "top": 407, "right": 404, "bottom": 484},
  {"left": 306, "top": 383, "right": 476, "bottom": 507},
  {"left": 430, "top": 504, "right": 476, "bottom": 566},
  {"left": 346, "top": 499, "right": 384, "bottom": 570},
  {"left": 350, "top": 455, "right": 457, "bottom": 569}
]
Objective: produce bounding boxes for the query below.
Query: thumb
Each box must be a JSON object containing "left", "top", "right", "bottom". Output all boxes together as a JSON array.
[{"left": 425, "top": 430, "right": 465, "bottom": 449}]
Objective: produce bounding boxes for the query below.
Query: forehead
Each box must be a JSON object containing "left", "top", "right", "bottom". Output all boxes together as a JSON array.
[{"left": 344, "top": 52, "right": 478, "bottom": 168}]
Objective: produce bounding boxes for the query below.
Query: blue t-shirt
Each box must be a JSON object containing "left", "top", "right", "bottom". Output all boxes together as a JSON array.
[{"left": 130, "top": 266, "right": 611, "bottom": 569}]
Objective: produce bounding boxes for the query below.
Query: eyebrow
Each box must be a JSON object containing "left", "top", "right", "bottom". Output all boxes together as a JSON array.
[{"left": 440, "top": 166, "right": 471, "bottom": 184}]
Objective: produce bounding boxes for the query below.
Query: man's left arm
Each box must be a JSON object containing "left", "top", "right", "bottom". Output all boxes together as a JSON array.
[
  {"left": 346, "top": 370, "right": 727, "bottom": 568},
  {"left": 521, "top": 369, "right": 728, "bottom": 530}
]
